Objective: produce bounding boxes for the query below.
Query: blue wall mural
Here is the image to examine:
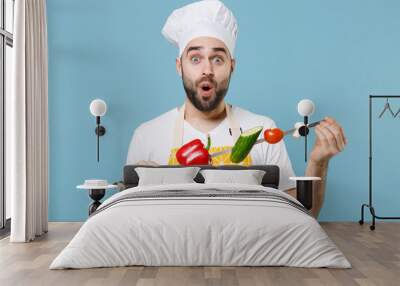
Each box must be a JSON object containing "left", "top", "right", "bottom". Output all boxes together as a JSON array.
[{"left": 47, "top": 0, "right": 400, "bottom": 221}]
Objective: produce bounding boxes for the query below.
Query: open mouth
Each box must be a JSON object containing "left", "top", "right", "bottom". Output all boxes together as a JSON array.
[{"left": 199, "top": 81, "right": 214, "bottom": 95}]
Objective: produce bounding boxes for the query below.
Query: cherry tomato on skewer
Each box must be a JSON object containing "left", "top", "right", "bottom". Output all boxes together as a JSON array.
[{"left": 263, "top": 128, "right": 284, "bottom": 144}]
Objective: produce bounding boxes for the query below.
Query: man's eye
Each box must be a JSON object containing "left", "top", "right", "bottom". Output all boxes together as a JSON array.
[
  {"left": 191, "top": 56, "right": 200, "bottom": 63},
  {"left": 213, "top": 57, "right": 224, "bottom": 64}
]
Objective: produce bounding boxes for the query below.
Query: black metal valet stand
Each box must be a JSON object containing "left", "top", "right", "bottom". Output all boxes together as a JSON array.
[{"left": 359, "top": 95, "right": 400, "bottom": 230}]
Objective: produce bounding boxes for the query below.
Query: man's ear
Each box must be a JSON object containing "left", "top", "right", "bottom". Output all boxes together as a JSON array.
[
  {"left": 176, "top": 57, "right": 182, "bottom": 77},
  {"left": 231, "top": 58, "right": 236, "bottom": 73}
]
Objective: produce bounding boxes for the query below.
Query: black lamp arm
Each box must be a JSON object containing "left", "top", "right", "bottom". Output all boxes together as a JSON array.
[{"left": 94, "top": 116, "right": 106, "bottom": 162}]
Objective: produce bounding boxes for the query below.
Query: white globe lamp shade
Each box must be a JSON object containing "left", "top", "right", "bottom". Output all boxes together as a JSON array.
[
  {"left": 90, "top": 99, "right": 107, "bottom": 117},
  {"left": 297, "top": 99, "right": 315, "bottom": 117}
]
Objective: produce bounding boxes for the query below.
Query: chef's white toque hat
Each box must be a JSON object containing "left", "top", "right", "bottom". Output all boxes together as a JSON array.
[{"left": 162, "top": 0, "right": 238, "bottom": 58}]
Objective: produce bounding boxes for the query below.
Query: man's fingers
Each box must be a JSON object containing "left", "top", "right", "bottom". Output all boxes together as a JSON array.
[
  {"left": 320, "top": 121, "right": 343, "bottom": 152},
  {"left": 314, "top": 125, "right": 329, "bottom": 148},
  {"left": 321, "top": 121, "right": 346, "bottom": 151},
  {"left": 321, "top": 117, "right": 347, "bottom": 147},
  {"left": 324, "top": 116, "right": 337, "bottom": 124},
  {"left": 314, "top": 126, "right": 336, "bottom": 158},
  {"left": 315, "top": 124, "right": 340, "bottom": 156}
]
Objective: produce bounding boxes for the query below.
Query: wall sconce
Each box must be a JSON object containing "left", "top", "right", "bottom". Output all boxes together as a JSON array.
[
  {"left": 89, "top": 99, "right": 107, "bottom": 162},
  {"left": 297, "top": 99, "right": 315, "bottom": 162}
]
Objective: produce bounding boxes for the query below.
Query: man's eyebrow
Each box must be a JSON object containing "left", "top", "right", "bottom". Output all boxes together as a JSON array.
[
  {"left": 212, "top": 47, "right": 228, "bottom": 55},
  {"left": 186, "top": 46, "right": 203, "bottom": 55},
  {"left": 186, "top": 46, "right": 228, "bottom": 56}
]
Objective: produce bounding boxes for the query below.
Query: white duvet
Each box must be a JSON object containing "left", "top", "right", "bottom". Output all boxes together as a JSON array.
[{"left": 50, "top": 183, "right": 351, "bottom": 269}]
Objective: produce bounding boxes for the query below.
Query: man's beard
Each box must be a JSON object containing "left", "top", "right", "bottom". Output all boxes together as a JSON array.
[{"left": 181, "top": 70, "right": 231, "bottom": 112}]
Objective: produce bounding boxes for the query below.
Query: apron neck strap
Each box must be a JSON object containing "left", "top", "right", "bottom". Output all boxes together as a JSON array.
[
  {"left": 226, "top": 102, "right": 241, "bottom": 142},
  {"left": 172, "top": 102, "right": 241, "bottom": 148}
]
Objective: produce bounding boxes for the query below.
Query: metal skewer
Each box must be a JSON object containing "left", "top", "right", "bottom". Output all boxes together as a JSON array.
[{"left": 210, "top": 120, "right": 322, "bottom": 158}]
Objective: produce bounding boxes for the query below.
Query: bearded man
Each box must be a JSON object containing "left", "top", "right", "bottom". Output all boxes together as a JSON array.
[{"left": 126, "top": 0, "right": 347, "bottom": 218}]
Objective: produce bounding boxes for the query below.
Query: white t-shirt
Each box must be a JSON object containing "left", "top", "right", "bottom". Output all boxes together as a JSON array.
[{"left": 126, "top": 105, "right": 296, "bottom": 191}]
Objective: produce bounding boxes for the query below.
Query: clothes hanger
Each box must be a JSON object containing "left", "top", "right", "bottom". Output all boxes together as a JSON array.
[
  {"left": 378, "top": 98, "right": 395, "bottom": 118},
  {"left": 394, "top": 106, "right": 400, "bottom": 118}
]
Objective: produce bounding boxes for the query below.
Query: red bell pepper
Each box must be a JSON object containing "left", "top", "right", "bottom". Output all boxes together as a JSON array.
[{"left": 176, "top": 135, "right": 211, "bottom": 166}]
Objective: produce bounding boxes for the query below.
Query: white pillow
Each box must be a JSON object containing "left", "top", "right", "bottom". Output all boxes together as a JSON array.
[
  {"left": 135, "top": 167, "right": 201, "bottom": 186},
  {"left": 200, "top": 169, "right": 266, "bottom": 185}
]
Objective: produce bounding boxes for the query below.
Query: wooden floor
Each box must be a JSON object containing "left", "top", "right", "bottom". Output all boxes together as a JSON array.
[{"left": 0, "top": 222, "right": 399, "bottom": 286}]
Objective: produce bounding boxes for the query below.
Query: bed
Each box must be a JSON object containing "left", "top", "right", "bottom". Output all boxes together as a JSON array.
[{"left": 49, "top": 165, "right": 351, "bottom": 269}]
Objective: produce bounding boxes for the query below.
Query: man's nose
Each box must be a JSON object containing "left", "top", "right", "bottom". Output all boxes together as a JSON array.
[{"left": 202, "top": 59, "right": 214, "bottom": 76}]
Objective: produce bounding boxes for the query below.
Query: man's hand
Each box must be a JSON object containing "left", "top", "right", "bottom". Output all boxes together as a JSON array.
[{"left": 309, "top": 116, "right": 347, "bottom": 164}]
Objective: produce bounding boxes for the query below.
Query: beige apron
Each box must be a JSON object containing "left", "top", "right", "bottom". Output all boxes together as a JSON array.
[{"left": 167, "top": 102, "right": 253, "bottom": 166}]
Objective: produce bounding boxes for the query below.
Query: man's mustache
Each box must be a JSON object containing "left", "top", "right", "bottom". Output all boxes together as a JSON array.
[{"left": 196, "top": 77, "right": 217, "bottom": 88}]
